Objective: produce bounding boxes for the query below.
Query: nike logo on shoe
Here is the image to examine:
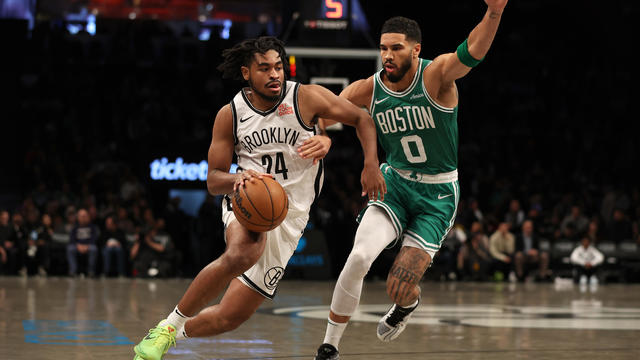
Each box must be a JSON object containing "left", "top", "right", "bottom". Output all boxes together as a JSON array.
[
  {"left": 438, "top": 194, "right": 453, "bottom": 200},
  {"left": 374, "top": 97, "right": 390, "bottom": 105},
  {"left": 239, "top": 115, "right": 254, "bottom": 123}
]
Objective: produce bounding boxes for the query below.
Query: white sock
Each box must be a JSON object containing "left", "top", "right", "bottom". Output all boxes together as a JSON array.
[
  {"left": 176, "top": 326, "right": 189, "bottom": 340},
  {"left": 322, "top": 318, "right": 347, "bottom": 348},
  {"left": 162, "top": 306, "right": 190, "bottom": 332},
  {"left": 400, "top": 298, "right": 419, "bottom": 309}
]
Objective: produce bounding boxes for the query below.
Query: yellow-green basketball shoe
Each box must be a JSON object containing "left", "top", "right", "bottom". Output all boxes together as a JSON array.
[{"left": 133, "top": 321, "right": 177, "bottom": 360}]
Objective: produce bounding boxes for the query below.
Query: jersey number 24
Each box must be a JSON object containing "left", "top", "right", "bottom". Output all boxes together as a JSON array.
[{"left": 262, "top": 152, "right": 289, "bottom": 179}]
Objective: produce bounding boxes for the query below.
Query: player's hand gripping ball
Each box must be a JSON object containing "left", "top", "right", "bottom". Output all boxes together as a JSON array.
[{"left": 232, "top": 176, "right": 289, "bottom": 232}]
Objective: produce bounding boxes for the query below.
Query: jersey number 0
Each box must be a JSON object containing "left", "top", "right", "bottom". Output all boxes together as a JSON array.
[{"left": 400, "top": 135, "right": 427, "bottom": 163}]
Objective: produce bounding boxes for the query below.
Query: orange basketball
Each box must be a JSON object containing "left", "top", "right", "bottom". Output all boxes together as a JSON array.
[{"left": 231, "top": 176, "right": 289, "bottom": 232}]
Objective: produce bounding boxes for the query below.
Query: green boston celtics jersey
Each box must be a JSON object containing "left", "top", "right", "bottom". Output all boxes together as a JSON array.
[{"left": 370, "top": 58, "right": 458, "bottom": 174}]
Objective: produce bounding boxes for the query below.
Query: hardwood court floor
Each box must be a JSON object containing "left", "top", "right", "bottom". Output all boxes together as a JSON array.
[{"left": 1, "top": 276, "right": 639, "bottom": 359}]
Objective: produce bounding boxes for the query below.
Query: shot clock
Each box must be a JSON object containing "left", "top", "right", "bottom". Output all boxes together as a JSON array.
[{"left": 285, "top": 0, "right": 352, "bottom": 46}]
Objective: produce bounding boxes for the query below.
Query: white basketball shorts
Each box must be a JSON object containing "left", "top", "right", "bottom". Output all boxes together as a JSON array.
[{"left": 222, "top": 196, "right": 308, "bottom": 298}]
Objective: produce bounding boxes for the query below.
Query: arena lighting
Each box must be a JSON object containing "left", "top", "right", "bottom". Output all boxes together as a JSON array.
[
  {"left": 65, "top": 8, "right": 96, "bottom": 35},
  {"left": 149, "top": 158, "right": 237, "bottom": 181}
]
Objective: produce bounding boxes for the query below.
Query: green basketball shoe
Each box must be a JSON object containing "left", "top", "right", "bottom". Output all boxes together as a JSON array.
[{"left": 133, "top": 321, "right": 177, "bottom": 360}]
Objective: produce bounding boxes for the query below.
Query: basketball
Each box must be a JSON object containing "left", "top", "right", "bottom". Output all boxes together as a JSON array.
[{"left": 232, "top": 176, "right": 289, "bottom": 232}]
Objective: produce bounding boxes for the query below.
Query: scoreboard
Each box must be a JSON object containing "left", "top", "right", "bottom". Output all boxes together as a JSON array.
[{"left": 286, "top": 0, "right": 353, "bottom": 47}]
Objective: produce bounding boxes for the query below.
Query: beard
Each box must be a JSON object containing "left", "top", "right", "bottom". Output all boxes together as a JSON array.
[
  {"left": 385, "top": 57, "right": 412, "bottom": 83},
  {"left": 248, "top": 78, "right": 281, "bottom": 102}
]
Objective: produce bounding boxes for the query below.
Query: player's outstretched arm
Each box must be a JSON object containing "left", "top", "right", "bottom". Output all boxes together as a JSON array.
[
  {"left": 310, "top": 78, "right": 374, "bottom": 164},
  {"left": 299, "top": 83, "right": 386, "bottom": 200},
  {"left": 316, "top": 78, "right": 373, "bottom": 130},
  {"left": 431, "top": 0, "right": 508, "bottom": 84}
]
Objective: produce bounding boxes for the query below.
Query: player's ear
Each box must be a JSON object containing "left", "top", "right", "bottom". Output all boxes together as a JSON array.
[
  {"left": 241, "top": 66, "right": 250, "bottom": 81},
  {"left": 413, "top": 42, "right": 421, "bottom": 59}
]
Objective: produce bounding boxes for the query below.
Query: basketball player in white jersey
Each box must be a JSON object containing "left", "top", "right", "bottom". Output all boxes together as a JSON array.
[{"left": 132, "top": 36, "right": 386, "bottom": 360}]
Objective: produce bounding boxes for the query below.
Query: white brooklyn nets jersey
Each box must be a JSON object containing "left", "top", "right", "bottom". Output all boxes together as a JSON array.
[{"left": 230, "top": 80, "right": 324, "bottom": 216}]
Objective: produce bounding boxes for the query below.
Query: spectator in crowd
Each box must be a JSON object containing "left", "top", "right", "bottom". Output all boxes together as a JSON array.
[
  {"left": 28, "top": 213, "right": 53, "bottom": 276},
  {"left": 607, "top": 208, "right": 632, "bottom": 244},
  {"left": 0, "top": 210, "right": 10, "bottom": 240},
  {"left": 570, "top": 236, "right": 604, "bottom": 286},
  {"left": 558, "top": 222, "right": 579, "bottom": 243},
  {"left": 514, "top": 219, "right": 551, "bottom": 282},
  {"left": 560, "top": 205, "right": 589, "bottom": 236},
  {"left": 130, "top": 219, "right": 176, "bottom": 278},
  {"left": 525, "top": 205, "right": 543, "bottom": 231},
  {"left": 504, "top": 199, "right": 525, "bottom": 232},
  {"left": 467, "top": 221, "right": 490, "bottom": 250},
  {"left": 22, "top": 209, "right": 40, "bottom": 275},
  {"left": 489, "top": 222, "right": 515, "bottom": 281},
  {"left": 10, "top": 212, "right": 28, "bottom": 276},
  {"left": 120, "top": 172, "right": 145, "bottom": 203},
  {"left": 0, "top": 210, "right": 17, "bottom": 274},
  {"left": 56, "top": 206, "right": 77, "bottom": 235},
  {"left": 0, "top": 242, "right": 6, "bottom": 274},
  {"left": 0, "top": 210, "right": 9, "bottom": 274},
  {"left": 141, "top": 207, "right": 156, "bottom": 233},
  {"left": 86, "top": 204, "right": 99, "bottom": 226},
  {"left": 100, "top": 215, "right": 128, "bottom": 277},
  {"left": 585, "top": 218, "right": 602, "bottom": 244},
  {"left": 458, "top": 198, "right": 484, "bottom": 231},
  {"left": 129, "top": 203, "right": 144, "bottom": 229},
  {"left": 67, "top": 208, "right": 99, "bottom": 277},
  {"left": 436, "top": 224, "right": 466, "bottom": 281},
  {"left": 457, "top": 231, "right": 492, "bottom": 281},
  {"left": 116, "top": 206, "right": 136, "bottom": 236},
  {"left": 24, "top": 207, "right": 41, "bottom": 234}
]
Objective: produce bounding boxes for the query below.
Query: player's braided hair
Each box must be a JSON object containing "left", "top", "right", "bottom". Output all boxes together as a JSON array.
[
  {"left": 217, "top": 36, "right": 290, "bottom": 81},
  {"left": 381, "top": 16, "right": 422, "bottom": 44}
]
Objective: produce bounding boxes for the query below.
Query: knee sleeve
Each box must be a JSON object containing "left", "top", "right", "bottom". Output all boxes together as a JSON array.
[{"left": 330, "top": 207, "right": 397, "bottom": 316}]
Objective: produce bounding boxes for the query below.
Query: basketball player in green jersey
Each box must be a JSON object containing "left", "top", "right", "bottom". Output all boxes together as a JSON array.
[{"left": 315, "top": 1, "right": 508, "bottom": 358}]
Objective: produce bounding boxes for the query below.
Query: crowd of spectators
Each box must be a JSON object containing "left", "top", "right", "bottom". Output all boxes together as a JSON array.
[{"left": 1, "top": 6, "right": 639, "bottom": 283}]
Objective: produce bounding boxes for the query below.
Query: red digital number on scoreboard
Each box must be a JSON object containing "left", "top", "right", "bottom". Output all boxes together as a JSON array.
[{"left": 324, "top": 0, "right": 344, "bottom": 19}]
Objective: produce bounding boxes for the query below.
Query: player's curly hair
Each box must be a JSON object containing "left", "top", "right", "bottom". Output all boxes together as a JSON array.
[
  {"left": 381, "top": 16, "right": 422, "bottom": 44},
  {"left": 216, "top": 36, "right": 290, "bottom": 81}
]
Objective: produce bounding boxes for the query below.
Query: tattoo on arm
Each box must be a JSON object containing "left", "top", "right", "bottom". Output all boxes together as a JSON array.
[{"left": 489, "top": 11, "right": 501, "bottom": 19}]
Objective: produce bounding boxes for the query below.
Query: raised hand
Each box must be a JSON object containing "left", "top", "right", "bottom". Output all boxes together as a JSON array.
[{"left": 485, "top": 0, "right": 508, "bottom": 13}]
